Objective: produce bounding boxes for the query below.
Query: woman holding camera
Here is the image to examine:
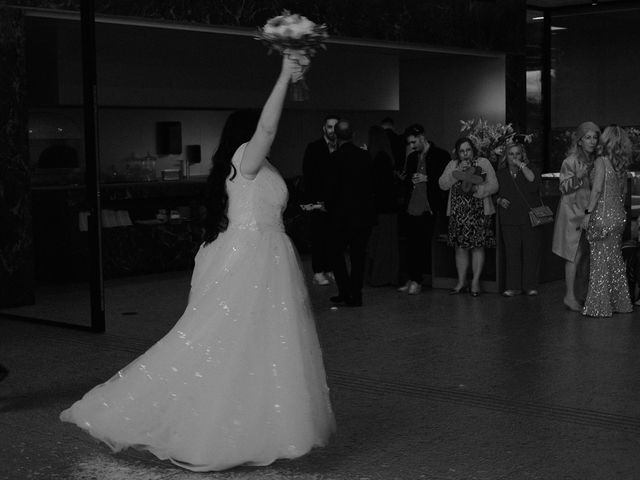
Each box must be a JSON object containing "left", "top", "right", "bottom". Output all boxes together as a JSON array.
[
  {"left": 496, "top": 143, "right": 542, "bottom": 296},
  {"left": 439, "top": 137, "right": 498, "bottom": 296}
]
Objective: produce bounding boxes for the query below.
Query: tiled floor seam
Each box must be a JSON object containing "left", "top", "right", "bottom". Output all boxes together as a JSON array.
[
  {"left": 329, "top": 375, "right": 640, "bottom": 434},
  {"left": 15, "top": 330, "right": 640, "bottom": 434}
]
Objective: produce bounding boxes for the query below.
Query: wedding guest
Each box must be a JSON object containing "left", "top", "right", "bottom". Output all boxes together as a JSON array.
[
  {"left": 552, "top": 121, "right": 600, "bottom": 311},
  {"left": 496, "top": 143, "right": 542, "bottom": 296},
  {"left": 381, "top": 116, "right": 406, "bottom": 171},
  {"left": 439, "top": 137, "right": 498, "bottom": 296},
  {"left": 327, "top": 120, "right": 376, "bottom": 307},
  {"left": 302, "top": 115, "right": 339, "bottom": 286},
  {"left": 581, "top": 125, "right": 634, "bottom": 317},
  {"left": 398, "top": 124, "right": 450, "bottom": 294},
  {"left": 365, "top": 125, "right": 400, "bottom": 286}
]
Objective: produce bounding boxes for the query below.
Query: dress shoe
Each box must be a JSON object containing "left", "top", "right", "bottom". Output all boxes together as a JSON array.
[
  {"left": 408, "top": 282, "right": 422, "bottom": 295},
  {"left": 313, "top": 272, "right": 330, "bottom": 286},
  {"left": 330, "top": 295, "right": 349, "bottom": 303},
  {"left": 448, "top": 285, "right": 469, "bottom": 295},
  {"left": 397, "top": 281, "right": 411, "bottom": 292},
  {"left": 502, "top": 289, "right": 522, "bottom": 297},
  {"left": 526, "top": 290, "right": 539, "bottom": 296}
]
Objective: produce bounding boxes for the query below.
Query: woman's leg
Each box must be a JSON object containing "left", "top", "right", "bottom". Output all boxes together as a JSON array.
[
  {"left": 501, "top": 225, "right": 522, "bottom": 291},
  {"left": 522, "top": 226, "right": 542, "bottom": 292},
  {"left": 471, "top": 247, "right": 485, "bottom": 292},
  {"left": 455, "top": 247, "right": 469, "bottom": 289},
  {"left": 564, "top": 241, "right": 582, "bottom": 310}
]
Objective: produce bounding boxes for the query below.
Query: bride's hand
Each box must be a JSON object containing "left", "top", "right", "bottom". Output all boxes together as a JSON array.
[{"left": 283, "top": 49, "right": 310, "bottom": 82}]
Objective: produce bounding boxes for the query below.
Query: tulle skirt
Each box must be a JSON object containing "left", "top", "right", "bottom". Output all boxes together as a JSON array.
[{"left": 60, "top": 225, "right": 335, "bottom": 471}]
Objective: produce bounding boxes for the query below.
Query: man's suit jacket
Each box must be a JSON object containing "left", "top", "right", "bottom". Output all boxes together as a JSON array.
[
  {"left": 302, "top": 137, "right": 332, "bottom": 204},
  {"left": 403, "top": 142, "right": 451, "bottom": 215},
  {"left": 326, "top": 142, "right": 376, "bottom": 230}
]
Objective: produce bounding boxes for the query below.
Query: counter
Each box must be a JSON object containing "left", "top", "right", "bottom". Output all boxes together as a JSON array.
[{"left": 32, "top": 179, "right": 209, "bottom": 281}]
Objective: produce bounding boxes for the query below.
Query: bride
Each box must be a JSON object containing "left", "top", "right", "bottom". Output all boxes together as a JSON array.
[{"left": 60, "top": 52, "right": 335, "bottom": 472}]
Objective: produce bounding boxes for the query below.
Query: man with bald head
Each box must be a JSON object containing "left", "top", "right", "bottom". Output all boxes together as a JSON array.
[{"left": 325, "top": 119, "right": 376, "bottom": 307}]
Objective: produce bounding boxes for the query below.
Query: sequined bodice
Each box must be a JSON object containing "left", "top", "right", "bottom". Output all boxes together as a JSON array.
[
  {"left": 591, "top": 162, "right": 626, "bottom": 231},
  {"left": 226, "top": 144, "right": 288, "bottom": 232}
]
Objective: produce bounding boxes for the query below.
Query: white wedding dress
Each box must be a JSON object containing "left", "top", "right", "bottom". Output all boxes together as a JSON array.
[{"left": 60, "top": 143, "right": 335, "bottom": 471}]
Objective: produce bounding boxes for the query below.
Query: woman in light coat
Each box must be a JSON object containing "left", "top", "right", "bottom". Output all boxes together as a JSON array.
[{"left": 552, "top": 121, "right": 600, "bottom": 311}]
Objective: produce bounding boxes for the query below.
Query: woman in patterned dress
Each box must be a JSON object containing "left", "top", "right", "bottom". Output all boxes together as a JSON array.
[
  {"left": 439, "top": 137, "right": 498, "bottom": 296},
  {"left": 580, "top": 125, "right": 634, "bottom": 317}
]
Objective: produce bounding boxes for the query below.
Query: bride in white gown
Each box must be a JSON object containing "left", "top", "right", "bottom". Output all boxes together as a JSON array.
[{"left": 60, "top": 52, "right": 335, "bottom": 472}]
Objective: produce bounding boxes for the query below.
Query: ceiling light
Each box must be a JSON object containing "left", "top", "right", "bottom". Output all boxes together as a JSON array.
[{"left": 532, "top": 16, "right": 544, "bottom": 20}]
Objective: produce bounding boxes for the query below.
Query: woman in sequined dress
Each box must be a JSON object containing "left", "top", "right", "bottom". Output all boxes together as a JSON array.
[
  {"left": 552, "top": 121, "right": 600, "bottom": 311},
  {"left": 439, "top": 137, "right": 498, "bottom": 296},
  {"left": 61, "top": 53, "right": 335, "bottom": 471},
  {"left": 581, "top": 125, "right": 634, "bottom": 317}
]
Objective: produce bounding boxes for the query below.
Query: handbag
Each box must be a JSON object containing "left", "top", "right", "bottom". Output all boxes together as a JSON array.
[
  {"left": 510, "top": 169, "right": 554, "bottom": 227},
  {"left": 528, "top": 204, "right": 554, "bottom": 227}
]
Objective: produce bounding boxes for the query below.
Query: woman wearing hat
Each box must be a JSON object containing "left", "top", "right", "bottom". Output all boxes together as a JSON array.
[
  {"left": 439, "top": 137, "right": 498, "bottom": 296},
  {"left": 552, "top": 121, "right": 601, "bottom": 311}
]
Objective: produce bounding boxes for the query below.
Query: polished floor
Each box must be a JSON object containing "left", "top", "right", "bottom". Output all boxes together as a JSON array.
[{"left": 1, "top": 262, "right": 639, "bottom": 480}]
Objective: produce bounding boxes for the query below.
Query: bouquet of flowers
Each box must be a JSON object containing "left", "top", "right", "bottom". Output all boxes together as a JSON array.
[
  {"left": 459, "top": 118, "right": 534, "bottom": 166},
  {"left": 255, "top": 10, "right": 329, "bottom": 101},
  {"left": 626, "top": 126, "right": 640, "bottom": 168}
]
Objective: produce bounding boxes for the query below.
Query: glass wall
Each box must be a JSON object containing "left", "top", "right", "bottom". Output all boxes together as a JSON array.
[
  {"left": 525, "top": 8, "right": 544, "bottom": 169},
  {"left": 549, "top": 4, "right": 640, "bottom": 240},
  {"left": 0, "top": 16, "right": 94, "bottom": 328},
  {"left": 549, "top": 4, "right": 640, "bottom": 172}
]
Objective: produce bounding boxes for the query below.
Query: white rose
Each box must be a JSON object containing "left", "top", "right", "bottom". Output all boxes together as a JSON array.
[
  {"left": 266, "top": 24, "right": 286, "bottom": 37},
  {"left": 288, "top": 22, "right": 305, "bottom": 39},
  {"left": 297, "top": 17, "right": 314, "bottom": 33}
]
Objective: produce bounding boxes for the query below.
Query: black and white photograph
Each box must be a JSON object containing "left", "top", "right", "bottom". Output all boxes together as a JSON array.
[{"left": 1, "top": 1, "right": 639, "bottom": 479}]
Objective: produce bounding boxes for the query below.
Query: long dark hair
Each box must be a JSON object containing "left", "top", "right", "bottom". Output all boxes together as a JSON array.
[{"left": 203, "top": 110, "right": 259, "bottom": 245}]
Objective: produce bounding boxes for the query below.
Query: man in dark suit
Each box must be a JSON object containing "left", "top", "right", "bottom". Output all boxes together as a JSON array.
[
  {"left": 381, "top": 116, "right": 406, "bottom": 171},
  {"left": 398, "top": 124, "right": 451, "bottom": 294},
  {"left": 302, "top": 115, "right": 339, "bottom": 286},
  {"left": 326, "top": 119, "right": 376, "bottom": 307}
]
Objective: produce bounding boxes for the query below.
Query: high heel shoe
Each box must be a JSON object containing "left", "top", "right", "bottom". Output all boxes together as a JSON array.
[
  {"left": 563, "top": 297, "right": 582, "bottom": 312},
  {"left": 449, "top": 285, "right": 469, "bottom": 295}
]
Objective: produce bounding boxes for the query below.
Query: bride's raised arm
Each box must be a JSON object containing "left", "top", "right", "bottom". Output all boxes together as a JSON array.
[{"left": 240, "top": 52, "right": 308, "bottom": 179}]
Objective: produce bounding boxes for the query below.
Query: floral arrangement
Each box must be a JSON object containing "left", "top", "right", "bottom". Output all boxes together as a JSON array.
[
  {"left": 255, "top": 10, "right": 329, "bottom": 101},
  {"left": 459, "top": 118, "right": 534, "bottom": 165},
  {"left": 626, "top": 127, "right": 640, "bottom": 168}
]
